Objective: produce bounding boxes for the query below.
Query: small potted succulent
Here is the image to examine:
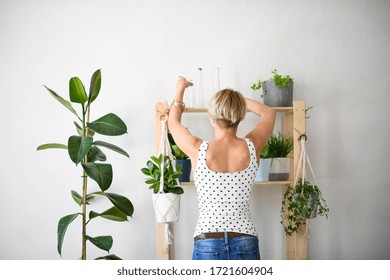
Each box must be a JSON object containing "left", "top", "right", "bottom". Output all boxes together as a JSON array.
[
  {"left": 251, "top": 69, "right": 293, "bottom": 107},
  {"left": 141, "top": 154, "right": 183, "bottom": 223},
  {"left": 168, "top": 132, "right": 191, "bottom": 182},
  {"left": 267, "top": 134, "right": 294, "bottom": 181},
  {"left": 281, "top": 179, "right": 329, "bottom": 236}
]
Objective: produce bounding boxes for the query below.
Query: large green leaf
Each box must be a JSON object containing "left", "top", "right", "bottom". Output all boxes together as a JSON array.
[
  {"left": 68, "top": 136, "right": 93, "bottom": 165},
  {"left": 37, "top": 143, "right": 67, "bottom": 151},
  {"left": 93, "top": 141, "right": 129, "bottom": 158},
  {"left": 43, "top": 86, "right": 80, "bottom": 119},
  {"left": 87, "top": 113, "right": 127, "bottom": 136},
  {"left": 71, "top": 190, "right": 83, "bottom": 206},
  {"left": 95, "top": 254, "right": 122, "bottom": 260},
  {"left": 57, "top": 213, "right": 80, "bottom": 256},
  {"left": 168, "top": 187, "right": 184, "bottom": 195},
  {"left": 69, "top": 77, "right": 88, "bottom": 104},
  {"left": 74, "top": 121, "right": 95, "bottom": 137},
  {"left": 89, "top": 207, "right": 128, "bottom": 222},
  {"left": 71, "top": 190, "right": 95, "bottom": 206},
  {"left": 85, "top": 235, "right": 113, "bottom": 253},
  {"left": 105, "top": 193, "right": 134, "bottom": 217},
  {"left": 88, "top": 146, "right": 107, "bottom": 162},
  {"left": 89, "top": 69, "right": 101, "bottom": 103},
  {"left": 81, "top": 162, "right": 113, "bottom": 191}
]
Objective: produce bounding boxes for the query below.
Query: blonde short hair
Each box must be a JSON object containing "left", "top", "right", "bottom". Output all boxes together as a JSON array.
[{"left": 208, "top": 88, "right": 247, "bottom": 128}]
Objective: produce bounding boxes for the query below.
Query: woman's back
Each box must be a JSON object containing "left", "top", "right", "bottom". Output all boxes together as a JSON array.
[
  {"left": 205, "top": 137, "right": 253, "bottom": 173},
  {"left": 193, "top": 138, "right": 258, "bottom": 237}
]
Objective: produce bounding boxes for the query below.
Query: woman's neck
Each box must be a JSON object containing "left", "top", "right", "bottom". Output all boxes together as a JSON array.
[{"left": 213, "top": 126, "right": 239, "bottom": 141}]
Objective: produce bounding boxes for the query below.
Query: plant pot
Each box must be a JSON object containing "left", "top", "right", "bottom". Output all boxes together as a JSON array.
[
  {"left": 255, "top": 158, "right": 271, "bottom": 181},
  {"left": 152, "top": 193, "right": 180, "bottom": 223},
  {"left": 293, "top": 193, "right": 319, "bottom": 219},
  {"left": 262, "top": 80, "right": 293, "bottom": 107},
  {"left": 269, "top": 157, "right": 290, "bottom": 181},
  {"left": 175, "top": 159, "right": 192, "bottom": 182}
]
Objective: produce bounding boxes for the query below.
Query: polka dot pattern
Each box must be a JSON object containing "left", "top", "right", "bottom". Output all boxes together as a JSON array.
[{"left": 193, "top": 138, "right": 259, "bottom": 237}]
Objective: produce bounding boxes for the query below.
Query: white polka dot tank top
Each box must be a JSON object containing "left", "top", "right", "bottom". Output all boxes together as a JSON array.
[{"left": 193, "top": 138, "right": 259, "bottom": 237}]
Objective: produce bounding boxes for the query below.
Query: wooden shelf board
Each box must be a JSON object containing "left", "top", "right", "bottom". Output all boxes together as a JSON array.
[
  {"left": 184, "top": 107, "right": 293, "bottom": 113},
  {"left": 180, "top": 181, "right": 293, "bottom": 186}
]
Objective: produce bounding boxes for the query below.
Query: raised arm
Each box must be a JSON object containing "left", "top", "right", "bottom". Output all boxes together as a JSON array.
[
  {"left": 245, "top": 98, "right": 276, "bottom": 159},
  {"left": 168, "top": 76, "right": 203, "bottom": 160}
]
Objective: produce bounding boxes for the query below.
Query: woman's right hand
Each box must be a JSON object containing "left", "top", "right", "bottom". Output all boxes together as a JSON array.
[{"left": 176, "top": 76, "right": 193, "bottom": 91}]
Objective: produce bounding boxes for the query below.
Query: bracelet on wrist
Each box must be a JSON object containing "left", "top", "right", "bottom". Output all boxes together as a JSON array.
[{"left": 171, "top": 99, "right": 185, "bottom": 110}]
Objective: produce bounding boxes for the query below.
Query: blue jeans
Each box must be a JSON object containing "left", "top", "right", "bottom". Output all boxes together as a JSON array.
[{"left": 192, "top": 232, "right": 261, "bottom": 260}]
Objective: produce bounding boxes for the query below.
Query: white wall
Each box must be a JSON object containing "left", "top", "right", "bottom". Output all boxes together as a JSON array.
[{"left": 0, "top": 0, "right": 389, "bottom": 260}]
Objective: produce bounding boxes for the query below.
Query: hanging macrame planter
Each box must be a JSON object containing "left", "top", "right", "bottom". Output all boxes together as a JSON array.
[
  {"left": 152, "top": 114, "right": 181, "bottom": 244},
  {"left": 290, "top": 134, "right": 326, "bottom": 237}
]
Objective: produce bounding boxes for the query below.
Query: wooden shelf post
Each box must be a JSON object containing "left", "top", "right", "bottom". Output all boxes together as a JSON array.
[
  {"left": 284, "top": 100, "right": 307, "bottom": 260},
  {"left": 155, "top": 101, "right": 171, "bottom": 260}
]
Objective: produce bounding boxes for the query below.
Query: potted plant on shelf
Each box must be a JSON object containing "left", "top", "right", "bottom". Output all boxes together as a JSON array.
[
  {"left": 168, "top": 132, "right": 191, "bottom": 182},
  {"left": 267, "top": 134, "right": 294, "bottom": 181},
  {"left": 141, "top": 154, "right": 183, "bottom": 223},
  {"left": 251, "top": 69, "right": 293, "bottom": 107},
  {"left": 281, "top": 179, "right": 329, "bottom": 236},
  {"left": 37, "top": 69, "right": 133, "bottom": 260},
  {"left": 255, "top": 144, "right": 272, "bottom": 182}
]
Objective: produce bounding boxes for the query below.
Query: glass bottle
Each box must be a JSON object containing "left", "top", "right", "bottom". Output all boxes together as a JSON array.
[
  {"left": 184, "top": 79, "right": 193, "bottom": 108},
  {"left": 196, "top": 68, "right": 204, "bottom": 108},
  {"left": 214, "top": 67, "right": 221, "bottom": 93}
]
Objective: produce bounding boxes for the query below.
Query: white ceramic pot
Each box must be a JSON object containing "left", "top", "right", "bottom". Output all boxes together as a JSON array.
[
  {"left": 269, "top": 157, "right": 290, "bottom": 181},
  {"left": 152, "top": 192, "right": 180, "bottom": 223},
  {"left": 255, "top": 158, "right": 272, "bottom": 181}
]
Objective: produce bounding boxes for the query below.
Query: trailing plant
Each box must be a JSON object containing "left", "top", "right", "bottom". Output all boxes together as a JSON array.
[
  {"left": 271, "top": 69, "right": 293, "bottom": 90},
  {"left": 168, "top": 132, "right": 189, "bottom": 160},
  {"left": 37, "top": 69, "right": 134, "bottom": 260},
  {"left": 267, "top": 134, "right": 294, "bottom": 158},
  {"left": 281, "top": 179, "right": 329, "bottom": 236},
  {"left": 141, "top": 154, "right": 183, "bottom": 194},
  {"left": 251, "top": 69, "right": 293, "bottom": 92}
]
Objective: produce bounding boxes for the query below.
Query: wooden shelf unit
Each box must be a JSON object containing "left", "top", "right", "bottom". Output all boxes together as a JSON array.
[
  {"left": 155, "top": 101, "right": 307, "bottom": 260},
  {"left": 184, "top": 107, "right": 293, "bottom": 113},
  {"left": 180, "top": 181, "right": 294, "bottom": 186}
]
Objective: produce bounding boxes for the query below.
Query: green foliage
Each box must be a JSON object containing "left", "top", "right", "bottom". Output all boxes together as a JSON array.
[
  {"left": 38, "top": 69, "right": 133, "bottom": 260},
  {"left": 260, "top": 144, "right": 270, "bottom": 158},
  {"left": 267, "top": 134, "right": 294, "bottom": 158},
  {"left": 250, "top": 69, "right": 293, "bottom": 92},
  {"left": 85, "top": 235, "right": 113, "bottom": 253},
  {"left": 87, "top": 113, "right": 128, "bottom": 136},
  {"left": 141, "top": 154, "right": 183, "bottom": 194},
  {"left": 281, "top": 179, "right": 329, "bottom": 236},
  {"left": 271, "top": 69, "right": 293, "bottom": 90},
  {"left": 171, "top": 145, "right": 188, "bottom": 160},
  {"left": 250, "top": 80, "right": 262, "bottom": 91},
  {"left": 168, "top": 132, "right": 189, "bottom": 160},
  {"left": 69, "top": 77, "right": 88, "bottom": 104},
  {"left": 57, "top": 213, "right": 80, "bottom": 256},
  {"left": 94, "top": 254, "right": 122, "bottom": 260}
]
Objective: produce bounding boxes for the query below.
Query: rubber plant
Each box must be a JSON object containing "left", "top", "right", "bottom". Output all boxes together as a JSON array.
[{"left": 37, "top": 69, "right": 134, "bottom": 260}]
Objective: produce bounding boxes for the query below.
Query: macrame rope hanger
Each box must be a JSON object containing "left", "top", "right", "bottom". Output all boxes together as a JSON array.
[
  {"left": 293, "top": 134, "right": 318, "bottom": 237},
  {"left": 154, "top": 113, "right": 180, "bottom": 245}
]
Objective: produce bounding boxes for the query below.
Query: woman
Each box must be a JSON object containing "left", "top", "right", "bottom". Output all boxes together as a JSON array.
[{"left": 168, "top": 76, "right": 276, "bottom": 260}]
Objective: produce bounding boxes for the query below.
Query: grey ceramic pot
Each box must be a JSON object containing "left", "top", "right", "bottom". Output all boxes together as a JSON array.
[
  {"left": 262, "top": 80, "right": 293, "bottom": 107},
  {"left": 293, "top": 193, "right": 319, "bottom": 219}
]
